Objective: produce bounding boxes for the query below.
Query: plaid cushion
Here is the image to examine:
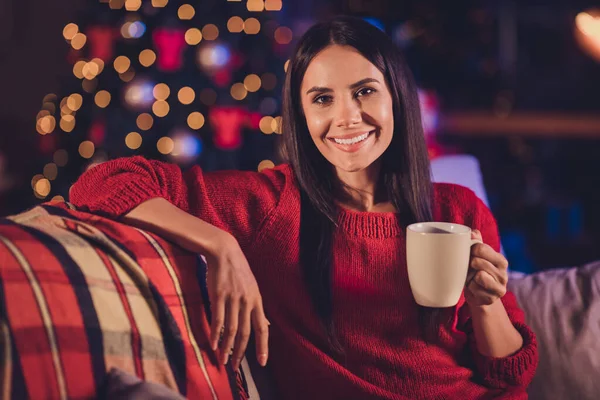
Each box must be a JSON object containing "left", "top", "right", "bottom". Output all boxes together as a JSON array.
[{"left": 0, "top": 202, "right": 254, "bottom": 399}]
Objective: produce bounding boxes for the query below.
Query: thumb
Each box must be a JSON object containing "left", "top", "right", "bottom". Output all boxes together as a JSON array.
[{"left": 471, "top": 228, "right": 483, "bottom": 241}]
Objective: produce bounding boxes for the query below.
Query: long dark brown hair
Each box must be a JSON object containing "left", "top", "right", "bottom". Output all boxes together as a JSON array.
[{"left": 280, "top": 16, "right": 435, "bottom": 353}]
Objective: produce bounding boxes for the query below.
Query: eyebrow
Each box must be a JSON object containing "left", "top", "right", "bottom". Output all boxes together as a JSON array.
[{"left": 305, "top": 78, "right": 380, "bottom": 95}]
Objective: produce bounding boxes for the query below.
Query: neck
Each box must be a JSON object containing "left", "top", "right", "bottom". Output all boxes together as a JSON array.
[{"left": 334, "top": 161, "right": 395, "bottom": 212}]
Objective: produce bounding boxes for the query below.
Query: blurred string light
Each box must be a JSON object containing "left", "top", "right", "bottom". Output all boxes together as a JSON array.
[
  {"left": 198, "top": 42, "right": 231, "bottom": 71},
  {"left": 31, "top": 174, "right": 44, "bottom": 189},
  {"left": 231, "top": 83, "right": 248, "bottom": 100},
  {"left": 43, "top": 163, "right": 58, "bottom": 180},
  {"left": 151, "top": 0, "right": 168, "bottom": 7},
  {"left": 274, "top": 26, "right": 293, "bottom": 44},
  {"left": 170, "top": 129, "right": 203, "bottom": 162},
  {"left": 139, "top": 49, "right": 157, "bottom": 66},
  {"left": 36, "top": 115, "right": 56, "bottom": 135},
  {"left": 114, "top": 55, "right": 131, "bottom": 73},
  {"left": 82, "top": 78, "right": 98, "bottom": 93},
  {"left": 125, "top": 132, "right": 143, "bottom": 149},
  {"left": 272, "top": 116, "right": 282, "bottom": 134},
  {"left": 60, "top": 115, "right": 76, "bottom": 132},
  {"left": 157, "top": 137, "right": 175, "bottom": 154},
  {"left": 575, "top": 10, "right": 600, "bottom": 62},
  {"left": 259, "top": 97, "right": 277, "bottom": 114},
  {"left": 178, "top": 86, "right": 195, "bottom": 104},
  {"left": 53, "top": 149, "right": 69, "bottom": 167},
  {"left": 247, "top": 0, "right": 264, "bottom": 12},
  {"left": 136, "top": 113, "right": 154, "bottom": 130},
  {"left": 52, "top": 195, "right": 65, "bottom": 202},
  {"left": 152, "top": 100, "right": 170, "bottom": 117},
  {"left": 34, "top": 178, "right": 51, "bottom": 198},
  {"left": 187, "top": 112, "right": 205, "bottom": 129},
  {"left": 265, "top": 0, "right": 282, "bottom": 11},
  {"left": 63, "top": 23, "right": 79, "bottom": 40},
  {"left": 79, "top": 141, "right": 95, "bottom": 159},
  {"left": 125, "top": 0, "right": 142, "bottom": 11},
  {"left": 153, "top": 83, "right": 170, "bottom": 100},
  {"left": 202, "top": 24, "right": 220, "bottom": 41},
  {"left": 259, "top": 116, "right": 274, "bottom": 134},
  {"left": 109, "top": 0, "right": 125, "bottom": 10},
  {"left": 244, "top": 74, "right": 261, "bottom": 92},
  {"left": 178, "top": 4, "right": 195, "bottom": 20},
  {"left": 258, "top": 160, "right": 275, "bottom": 172},
  {"left": 121, "top": 20, "right": 146, "bottom": 39},
  {"left": 71, "top": 33, "right": 87, "bottom": 50},
  {"left": 73, "top": 60, "right": 87, "bottom": 79},
  {"left": 95, "top": 90, "right": 112, "bottom": 108},
  {"left": 200, "top": 88, "right": 217, "bottom": 105},
  {"left": 67, "top": 93, "right": 83, "bottom": 111},
  {"left": 228, "top": 17, "right": 245, "bottom": 33},
  {"left": 185, "top": 28, "right": 203, "bottom": 45},
  {"left": 244, "top": 18, "right": 261, "bottom": 34},
  {"left": 124, "top": 78, "right": 155, "bottom": 109}
]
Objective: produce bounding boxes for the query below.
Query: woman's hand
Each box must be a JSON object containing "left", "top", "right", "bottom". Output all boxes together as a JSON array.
[
  {"left": 204, "top": 231, "right": 270, "bottom": 372},
  {"left": 465, "top": 229, "right": 509, "bottom": 309}
]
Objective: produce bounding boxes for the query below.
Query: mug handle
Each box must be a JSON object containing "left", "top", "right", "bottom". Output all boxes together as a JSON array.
[{"left": 465, "top": 238, "right": 483, "bottom": 287}]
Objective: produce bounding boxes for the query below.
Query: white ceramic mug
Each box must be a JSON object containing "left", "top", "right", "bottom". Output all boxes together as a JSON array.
[{"left": 406, "top": 222, "right": 481, "bottom": 308}]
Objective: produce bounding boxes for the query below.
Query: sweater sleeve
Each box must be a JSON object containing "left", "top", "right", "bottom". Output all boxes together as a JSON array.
[
  {"left": 462, "top": 192, "right": 539, "bottom": 389},
  {"left": 68, "top": 156, "right": 286, "bottom": 249}
]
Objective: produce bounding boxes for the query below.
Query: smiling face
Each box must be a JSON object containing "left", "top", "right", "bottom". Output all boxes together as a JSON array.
[{"left": 300, "top": 45, "right": 395, "bottom": 177}]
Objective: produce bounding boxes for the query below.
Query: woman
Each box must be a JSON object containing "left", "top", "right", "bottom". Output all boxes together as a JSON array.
[{"left": 70, "top": 16, "right": 537, "bottom": 399}]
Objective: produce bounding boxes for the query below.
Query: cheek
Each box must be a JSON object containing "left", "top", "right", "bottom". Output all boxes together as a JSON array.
[{"left": 303, "top": 109, "right": 330, "bottom": 141}]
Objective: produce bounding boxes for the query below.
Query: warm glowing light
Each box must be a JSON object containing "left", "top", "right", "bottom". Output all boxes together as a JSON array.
[
  {"left": 42, "top": 93, "right": 57, "bottom": 103},
  {"left": 265, "top": 0, "right": 282, "bottom": 11},
  {"left": 157, "top": 137, "right": 175, "bottom": 154},
  {"left": 153, "top": 83, "right": 170, "bottom": 100},
  {"left": 178, "top": 87, "right": 195, "bottom": 104},
  {"left": 271, "top": 116, "right": 283, "bottom": 134},
  {"left": 200, "top": 88, "right": 217, "bottom": 105},
  {"left": 247, "top": 0, "right": 264, "bottom": 12},
  {"left": 259, "top": 116, "right": 274, "bottom": 134},
  {"left": 119, "top": 69, "right": 135, "bottom": 82},
  {"left": 152, "top": 0, "right": 168, "bottom": 7},
  {"left": 67, "top": 94, "right": 83, "bottom": 111},
  {"left": 37, "top": 116, "right": 56, "bottom": 135},
  {"left": 31, "top": 174, "right": 44, "bottom": 189},
  {"left": 34, "top": 178, "right": 51, "bottom": 197},
  {"left": 178, "top": 4, "right": 195, "bottom": 20},
  {"left": 82, "top": 62, "right": 99, "bottom": 79},
  {"left": 139, "top": 49, "right": 157, "bottom": 66},
  {"left": 231, "top": 83, "right": 248, "bottom": 100},
  {"left": 202, "top": 24, "right": 219, "bottom": 40},
  {"left": 60, "top": 115, "right": 76, "bottom": 132},
  {"left": 71, "top": 33, "right": 87, "bottom": 50},
  {"left": 136, "top": 113, "right": 154, "bottom": 130},
  {"left": 125, "top": 132, "right": 143, "bottom": 149},
  {"left": 244, "top": 74, "right": 261, "bottom": 92},
  {"left": 114, "top": 56, "right": 131, "bottom": 73},
  {"left": 73, "top": 60, "right": 86, "bottom": 79},
  {"left": 244, "top": 18, "right": 261, "bottom": 34},
  {"left": 152, "top": 100, "right": 170, "bottom": 117},
  {"left": 125, "top": 0, "right": 142, "bottom": 11},
  {"left": 54, "top": 150, "right": 69, "bottom": 167},
  {"left": 576, "top": 12, "right": 600, "bottom": 37},
  {"left": 284, "top": 59, "right": 290, "bottom": 72},
  {"left": 63, "top": 23, "right": 79, "bottom": 40},
  {"left": 42, "top": 102, "right": 56, "bottom": 114},
  {"left": 37, "top": 110, "right": 50, "bottom": 120},
  {"left": 261, "top": 72, "right": 277, "bottom": 90},
  {"left": 79, "top": 141, "right": 95, "bottom": 159},
  {"left": 185, "top": 28, "right": 203, "bottom": 45},
  {"left": 228, "top": 16, "right": 245, "bottom": 33},
  {"left": 43, "top": 163, "right": 58, "bottom": 180},
  {"left": 274, "top": 26, "right": 293, "bottom": 44},
  {"left": 258, "top": 160, "right": 275, "bottom": 172},
  {"left": 187, "top": 112, "right": 205, "bottom": 129},
  {"left": 109, "top": 0, "right": 125, "bottom": 9},
  {"left": 91, "top": 58, "right": 105, "bottom": 73},
  {"left": 95, "top": 91, "right": 111, "bottom": 108},
  {"left": 575, "top": 10, "right": 600, "bottom": 63},
  {"left": 51, "top": 195, "right": 65, "bottom": 202}
]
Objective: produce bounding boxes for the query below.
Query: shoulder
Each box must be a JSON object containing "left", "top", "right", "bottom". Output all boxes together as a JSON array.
[{"left": 432, "top": 182, "right": 490, "bottom": 221}]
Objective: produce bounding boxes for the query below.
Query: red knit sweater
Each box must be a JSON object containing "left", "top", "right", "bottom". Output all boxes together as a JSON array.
[{"left": 70, "top": 156, "right": 538, "bottom": 400}]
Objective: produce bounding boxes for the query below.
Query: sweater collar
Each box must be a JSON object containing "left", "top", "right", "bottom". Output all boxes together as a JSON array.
[{"left": 336, "top": 207, "right": 403, "bottom": 238}]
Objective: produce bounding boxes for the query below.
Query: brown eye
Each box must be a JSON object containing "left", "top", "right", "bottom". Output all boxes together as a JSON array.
[
  {"left": 356, "top": 87, "right": 376, "bottom": 98},
  {"left": 314, "top": 95, "right": 333, "bottom": 105}
]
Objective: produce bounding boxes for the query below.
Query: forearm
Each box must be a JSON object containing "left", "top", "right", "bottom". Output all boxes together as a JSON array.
[
  {"left": 124, "top": 197, "right": 230, "bottom": 256},
  {"left": 469, "top": 300, "right": 523, "bottom": 358}
]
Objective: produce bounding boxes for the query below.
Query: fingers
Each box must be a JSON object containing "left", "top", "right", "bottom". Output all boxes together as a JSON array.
[
  {"left": 210, "top": 294, "right": 226, "bottom": 351},
  {"left": 220, "top": 298, "right": 240, "bottom": 365},
  {"left": 252, "top": 303, "right": 270, "bottom": 367},
  {"left": 231, "top": 302, "right": 251, "bottom": 372},
  {"left": 470, "top": 241, "right": 509, "bottom": 272},
  {"left": 467, "top": 270, "right": 507, "bottom": 303}
]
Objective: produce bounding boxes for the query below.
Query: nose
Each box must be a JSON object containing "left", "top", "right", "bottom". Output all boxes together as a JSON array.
[{"left": 334, "top": 96, "right": 362, "bottom": 128}]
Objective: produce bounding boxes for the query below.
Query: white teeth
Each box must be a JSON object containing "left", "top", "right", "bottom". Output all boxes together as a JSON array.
[{"left": 333, "top": 132, "right": 370, "bottom": 145}]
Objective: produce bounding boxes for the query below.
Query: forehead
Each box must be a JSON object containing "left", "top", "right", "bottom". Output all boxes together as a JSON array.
[{"left": 301, "top": 45, "right": 384, "bottom": 89}]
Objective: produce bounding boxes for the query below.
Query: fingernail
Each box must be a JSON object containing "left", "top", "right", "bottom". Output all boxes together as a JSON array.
[
  {"left": 211, "top": 342, "right": 217, "bottom": 351},
  {"left": 223, "top": 353, "right": 230, "bottom": 365},
  {"left": 258, "top": 353, "right": 268, "bottom": 366}
]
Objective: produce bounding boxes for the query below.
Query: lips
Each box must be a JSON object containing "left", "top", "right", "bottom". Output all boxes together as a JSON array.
[{"left": 327, "top": 130, "right": 375, "bottom": 153}]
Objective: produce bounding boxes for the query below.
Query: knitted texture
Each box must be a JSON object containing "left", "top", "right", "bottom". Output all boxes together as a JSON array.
[{"left": 70, "top": 156, "right": 538, "bottom": 400}]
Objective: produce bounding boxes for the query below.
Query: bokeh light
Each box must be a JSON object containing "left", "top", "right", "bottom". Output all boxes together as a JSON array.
[
  {"left": 63, "top": 23, "right": 79, "bottom": 40},
  {"left": 136, "top": 113, "right": 154, "bottom": 130},
  {"left": 247, "top": 0, "right": 264, "bottom": 12},
  {"left": 258, "top": 160, "right": 275, "bottom": 172},
  {"left": 60, "top": 115, "right": 76, "bottom": 132},
  {"left": 43, "top": 163, "right": 58, "bottom": 181},
  {"left": 125, "top": 132, "right": 143, "bottom": 149},
  {"left": 124, "top": 79, "right": 155, "bottom": 109},
  {"left": 178, "top": 4, "right": 195, "bottom": 20},
  {"left": 73, "top": 61, "right": 86, "bottom": 79},
  {"left": 151, "top": 0, "right": 168, "bottom": 7},
  {"left": 228, "top": 16, "right": 244, "bottom": 33},
  {"left": 79, "top": 141, "right": 95, "bottom": 159},
  {"left": 178, "top": 86, "right": 195, "bottom": 104},
  {"left": 200, "top": 88, "right": 217, "bottom": 105},
  {"left": 82, "top": 78, "right": 98, "bottom": 93},
  {"left": 71, "top": 33, "right": 87, "bottom": 50},
  {"left": 261, "top": 72, "right": 277, "bottom": 90},
  {"left": 67, "top": 93, "right": 83, "bottom": 111},
  {"left": 265, "top": 0, "right": 282, "bottom": 11},
  {"left": 271, "top": 116, "right": 283, "bottom": 134},
  {"left": 244, "top": 18, "right": 261, "bottom": 34},
  {"left": 274, "top": 26, "right": 293, "bottom": 44},
  {"left": 125, "top": 0, "right": 142, "bottom": 11},
  {"left": 244, "top": 74, "right": 261, "bottom": 92},
  {"left": 202, "top": 24, "right": 220, "bottom": 40},
  {"left": 152, "top": 100, "right": 170, "bottom": 117},
  {"left": 259, "top": 116, "right": 274, "bottom": 134},
  {"left": 139, "top": 49, "right": 157, "bottom": 67},
  {"left": 153, "top": 83, "right": 171, "bottom": 100},
  {"left": 170, "top": 130, "right": 203, "bottom": 162},
  {"left": 231, "top": 83, "right": 248, "bottom": 100},
  {"left": 185, "top": 28, "right": 203, "bottom": 45},
  {"left": 157, "top": 137, "right": 175, "bottom": 154},
  {"left": 114, "top": 56, "right": 131, "bottom": 73},
  {"left": 187, "top": 112, "right": 205, "bottom": 129},
  {"left": 95, "top": 91, "right": 111, "bottom": 108},
  {"left": 54, "top": 150, "right": 69, "bottom": 167},
  {"left": 34, "top": 178, "right": 51, "bottom": 198}
]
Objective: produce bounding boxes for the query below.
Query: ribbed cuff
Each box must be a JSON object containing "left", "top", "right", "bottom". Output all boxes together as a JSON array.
[
  {"left": 471, "top": 322, "right": 538, "bottom": 388},
  {"left": 86, "top": 179, "right": 164, "bottom": 219}
]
